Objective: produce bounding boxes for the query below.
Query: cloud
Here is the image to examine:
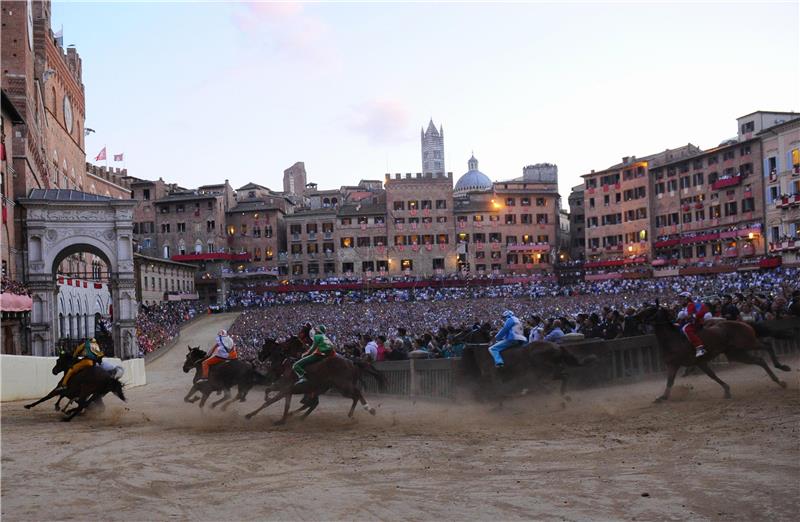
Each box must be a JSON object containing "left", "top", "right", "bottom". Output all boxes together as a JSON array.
[
  {"left": 232, "top": 1, "right": 340, "bottom": 68},
  {"left": 349, "top": 99, "right": 411, "bottom": 145}
]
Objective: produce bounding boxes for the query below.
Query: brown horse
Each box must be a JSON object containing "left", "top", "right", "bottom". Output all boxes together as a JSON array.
[
  {"left": 639, "top": 305, "right": 791, "bottom": 402},
  {"left": 245, "top": 342, "right": 386, "bottom": 424},
  {"left": 182, "top": 346, "right": 257, "bottom": 409},
  {"left": 460, "top": 333, "right": 597, "bottom": 406}
]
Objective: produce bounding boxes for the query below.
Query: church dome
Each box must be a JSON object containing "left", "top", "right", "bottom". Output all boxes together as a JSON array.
[{"left": 454, "top": 155, "right": 492, "bottom": 194}]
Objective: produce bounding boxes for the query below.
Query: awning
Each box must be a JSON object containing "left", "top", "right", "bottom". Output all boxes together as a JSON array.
[{"left": 0, "top": 293, "right": 32, "bottom": 312}]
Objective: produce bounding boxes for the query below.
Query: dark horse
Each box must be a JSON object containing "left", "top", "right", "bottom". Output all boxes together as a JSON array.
[
  {"left": 24, "top": 351, "right": 126, "bottom": 421},
  {"left": 245, "top": 341, "right": 386, "bottom": 425},
  {"left": 638, "top": 305, "right": 791, "bottom": 402},
  {"left": 182, "top": 346, "right": 256, "bottom": 409},
  {"left": 455, "top": 325, "right": 596, "bottom": 406}
]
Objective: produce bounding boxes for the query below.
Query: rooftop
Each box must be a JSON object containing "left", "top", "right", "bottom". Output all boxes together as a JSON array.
[{"left": 26, "top": 189, "right": 113, "bottom": 201}]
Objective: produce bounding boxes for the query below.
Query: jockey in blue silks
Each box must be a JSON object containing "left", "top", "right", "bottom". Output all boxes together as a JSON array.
[{"left": 488, "top": 310, "right": 527, "bottom": 368}]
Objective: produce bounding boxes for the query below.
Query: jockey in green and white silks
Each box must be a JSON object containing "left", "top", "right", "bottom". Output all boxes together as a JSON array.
[{"left": 293, "top": 325, "right": 335, "bottom": 384}]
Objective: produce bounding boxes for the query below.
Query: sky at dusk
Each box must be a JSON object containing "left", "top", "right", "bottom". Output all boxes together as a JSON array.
[{"left": 52, "top": 1, "right": 799, "bottom": 196}]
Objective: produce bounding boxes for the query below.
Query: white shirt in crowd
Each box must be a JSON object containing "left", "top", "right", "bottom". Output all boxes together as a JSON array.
[{"left": 364, "top": 340, "right": 378, "bottom": 359}]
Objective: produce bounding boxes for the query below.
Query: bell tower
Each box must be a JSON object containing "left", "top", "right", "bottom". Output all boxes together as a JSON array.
[{"left": 421, "top": 119, "right": 444, "bottom": 174}]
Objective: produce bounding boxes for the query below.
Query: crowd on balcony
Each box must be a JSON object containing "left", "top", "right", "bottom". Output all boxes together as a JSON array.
[
  {"left": 135, "top": 301, "right": 201, "bottom": 356},
  {"left": 225, "top": 268, "right": 800, "bottom": 361},
  {"left": 1, "top": 275, "right": 30, "bottom": 296}
]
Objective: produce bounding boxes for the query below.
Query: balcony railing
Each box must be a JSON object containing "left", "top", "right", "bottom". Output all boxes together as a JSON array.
[{"left": 711, "top": 175, "right": 741, "bottom": 190}]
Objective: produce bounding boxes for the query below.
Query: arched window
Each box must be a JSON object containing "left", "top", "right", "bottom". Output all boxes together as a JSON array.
[{"left": 163, "top": 244, "right": 170, "bottom": 259}]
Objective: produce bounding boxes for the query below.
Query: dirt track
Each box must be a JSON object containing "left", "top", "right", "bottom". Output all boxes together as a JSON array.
[{"left": 2, "top": 313, "right": 799, "bottom": 521}]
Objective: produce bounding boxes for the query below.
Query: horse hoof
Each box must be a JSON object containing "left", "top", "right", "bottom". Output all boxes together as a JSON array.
[
  {"left": 778, "top": 381, "right": 787, "bottom": 389},
  {"left": 24, "top": 405, "right": 32, "bottom": 410},
  {"left": 369, "top": 408, "right": 376, "bottom": 416},
  {"left": 654, "top": 397, "right": 666, "bottom": 403},
  {"left": 273, "top": 420, "right": 285, "bottom": 426},
  {"left": 778, "top": 365, "right": 791, "bottom": 372},
  {"left": 724, "top": 392, "right": 732, "bottom": 399}
]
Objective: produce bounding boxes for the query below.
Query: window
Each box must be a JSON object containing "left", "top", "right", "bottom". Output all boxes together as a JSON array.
[
  {"left": 143, "top": 189, "right": 150, "bottom": 200},
  {"left": 505, "top": 235, "right": 517, "bottom": 245},
  {"left": 401, "top": 259, "right": 413, "bottom": 271},
  {"left": 710, "top": 205, "right": 721, "bottom": 219},
  {"left": 724, "top": 201, "right": 738, "bottom": 216},
  {"left": 176, "top": 204, "right": 185, "bottom": 213},
  {"left": 161, "top": 224, "right": 171, "bottom": 233},
  {"left": 307, "top": 223, "right": 318, "bottom": 234},
  {"left": 357, "top": 237, "right": 370, "bottom": 247},
  {"left": 374, "top": 236, "right": 387, "bottom": 246},
  {"left": 340, "top": 217, "right": 352, "bottom": 226},
  {"left": 707, "top": 155, "right": 718, "bottom": 166},
  {"left": 340, "top": 237, "right": 354, "bottom": 248},
  {"left": 771, "top": 226, "right": 780, "bottom": 242},
  {"left": 740, "top": 121, "right": 755, "bottom": 134},
  {"left": 290, "top": 224, "right": 302, "bottom": 235},
  {"left": 177, "top": 223, "right": 186, "bottom": 233},
  {"left": 474, "top": 233, "right": 486, "bottom": 243},
  {"left": 407, "top": 200, "right": 418, "bottom": 211},
  {"left": 536, "top": 214, "right": 548, "bottom": 224},
  {"left": 436, "top": 234, "right": 449, "bottom": 244},
  {"left": 206, "top": 220, "right": 215, "bottom": 232},
  {"left": 421, "top": 200, "right": 432, "bottom": 210},
  {"left": 375, "top": 216, "right": 385, "bottom": 225},
  {"left": 537, "top": 235, "right": 549, "bottom": 243},
  {"left": 376, "top": 260, "right": 388, "bottom": 272},
  {"left": 265, "top": 225, "right": 273, "bottom": 238},
  {"left": 435, "top": 199, "right": 447, "bottom": 209},
  {"left": 322, "top": 222, "right": 334, "bottom": 233},
  {"left": 253, "top": 248, "right": 262, "bottom": 261},
  {"left": 292, "top": 264, "right": 303, "bottom": 276},
  {"left": 536, "top": 198, "right": 546, "bottom": 206},
  {"left": 521, "top": 214, "right": 532, "bottom": 224},
  {"left": 323, "top": 242, "right": 335, "bottom": 253},
  {"left": 307, "top": 243, "right": 319, "bottom": 254},
  {"left": 696, "top": 245, "right": 706, "bottom": 258},
  {"left": 324, "top": 262, "right": 336, "bottom": 274},
  {"left": 667, "top": 180, "right": 678, "bottom": 192},
  {"left": 240, "top": 224, "right": 247, "bottom": 236},
  {"left": 693, "top": 172, "right": 704, "bottom": 186},
  {"left": 394, "top": 235, "right": 407, "bottom": 246},
  {"left": 680, "top": 177, "right": 691, "bottom": 189},
  {"left": 506, "top": 254, "right": 519, "bottom": 265},
  {"left": 393, "top": 201, "right": 405, "bottom": 211},
  {"left": 253, "top": 226, "right": 261, "bottom": 238},
  {"left": 437, "top": 216, "right": 448, "bottom": 223},
  {"left": 741, "top": 197, "right": 755, "bottom": 213},
  {"left": 604, "top": 195, "right": 610, "bottom": 206},
  {"left": 695, "top": 209, "right": 705, "bottom": 221},
  {"left": 457, "top": 233, "right": 469, "bottom": 243},
  {"left": 362, "top": 261, "right": 375, "bottom": 272},
  {"left": 505, "top": 214, "right": 516, "bottom": 225},
  {"left": 473, "top": 214, "right": 484, "bottom": 222},
  {"left": 291, "top": 244, "right": 302, "bottom": 254},
  {"left": 723, "top": 150, "right": 735, "bottom": 161},
  {"left": 395, "top": 217, "right": 405, "bottom": 225},
  {"left": 432, "top": 258, "right": 445, "bottom": 270},
  {"left": 520, "top": 197, "right": 531, "bottom": 206},
  {"left": 589, "top": 198, "right": 595, "bottom": 208},
  {"left": 769, "top": 186, "right": 779, "bottom": 202},
  {"left": 357, "top": 216, "right": 368, "bottom": 225},
  {"left": 505, "top": 197, "right": 516, "bottom": 206},
  {"left": 475, "top": 251, "right": 486, "bottom": 259}
]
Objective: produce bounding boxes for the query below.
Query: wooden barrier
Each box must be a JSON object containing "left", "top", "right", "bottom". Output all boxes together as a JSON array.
[{"left": 362, "top": 319, "right": 800, "bottom": 399}]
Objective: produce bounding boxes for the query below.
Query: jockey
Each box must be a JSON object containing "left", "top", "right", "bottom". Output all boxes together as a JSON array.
[
  {"left": 677, "top": 292, "right": 708, "bottom": 357},
  {"left": 58, "top": 337, "right": 104, "bottom": 391},
  {"left": 488, "top": 310, "right": 527, "bottom": 368},
  {"left": 197, "top": 329, "right": 238, "bottom": 383},
  {"left": 298, "top": 322, "right": 314, "bottom": 347},
  {"left": 293, "top": 325, "right": 336, "bottom": 385}
]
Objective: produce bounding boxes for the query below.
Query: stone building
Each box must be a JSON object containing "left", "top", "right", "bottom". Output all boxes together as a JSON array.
[
  {"left": 1, "top": 91, "right": 24, "bottom": 281},
  {"left": 421, "top": 119, "right": 445, "bottom": 174},
  {"left": 283, "top": 161, "right": 307, "bottom": 196},
  {"left": 385, "top": 172, "right": 456, "bottom": 276},
  {"left": 130, "top": 176, "right": 178, "bottom": 257},
  {"left": 283, "top": 207, "right": 340, "bottom": 278},
  {"left": 567, "top": 184, "right": 585, "bottom": 261},
  {"left": 582, "top": 145, "right": 700, "bottom": 269},
  {"left": 760, "top": 117, "right": 800, "bottom": 266},
  {"left": 650, "top": 137, "right": 766, "bottom": 269},
  {"left": 335, "top": 193, "right": 388, "bottom": 276},
  {"left": 134, "top": 254, "right": 196, "bottom": 306}
]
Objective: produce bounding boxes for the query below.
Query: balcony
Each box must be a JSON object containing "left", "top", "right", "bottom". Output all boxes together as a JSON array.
[
  {"left": 775, "top": 194, "right": 800, "bottom": 208},
  {"left": 711, "top": 175, "right": 741, "bottom": 190},
  {"left": 769, "top": 239, "right": 800, "bottom": 252},
  {"left": 170, "top": 252, "right": 250, "bottom": 262}
]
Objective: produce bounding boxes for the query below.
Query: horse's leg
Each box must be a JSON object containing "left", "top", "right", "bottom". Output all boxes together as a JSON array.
[
  {"left": 245, "top": 389, "right": 287, "bottom": 420},
  {"left": 274, "top": 391, "right": 293, "bottom": 426},
  {"left": 62, "top": 392, "right": 91, "bottom": 422},
  {"left": 726, "top": 351, "right": 787, "bottom": 389},
  {"left": 184, "top": 384, "right": 201, "bottom": 403},
  {"left": 655, "top": 364, "right": 679, "bottom": 402},
  {"left": 696, "top": 362, "right": 732, "bottom": 399},
  {"left": 60, "top": 398, "right": 75, "bottom": 412},
  {"left": 356, "top": 389, "right": 376, "bottom": 415},
  {"left": 198, "top": 389, "right": 213, "bottom": 408},
  {"left": 347, "top": 395, "right": 358, "bottom": 418},
  {"left": 300, "top": 397, "right": 319, "bottom": 419},
  {"left": 759, "top": 342, "right": 791, "bottom": 372},
  {"left": 211, "top": 388, "right": 231, "bottom": 409},
  {"left": 24, "top": 388, "right": 62, "bottom": 410}
]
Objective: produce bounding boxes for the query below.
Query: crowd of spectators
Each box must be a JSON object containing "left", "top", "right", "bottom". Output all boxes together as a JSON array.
[
  {"left": 225, "top": 268, "right": 800, "bottom": 361},
  {"left": 135, "top": 301, "right": 201, "bottom": 356},
  {"left": 1, "top": 275, "right": 30, "bottom": 296}
]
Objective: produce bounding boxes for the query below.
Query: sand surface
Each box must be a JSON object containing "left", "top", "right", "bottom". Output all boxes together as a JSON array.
[{"left": 2, "top": 313, "right": 799, "bottom": 521}]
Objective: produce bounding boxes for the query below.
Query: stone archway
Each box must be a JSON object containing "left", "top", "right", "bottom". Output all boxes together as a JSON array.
[{"left": 20, "top": 190, "right": 138, "bottom": 358}]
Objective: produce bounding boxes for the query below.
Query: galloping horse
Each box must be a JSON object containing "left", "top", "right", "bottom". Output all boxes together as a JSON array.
[
  {"left": 25, "top": 350, "right": 126, "bottom": 421},
  {"left": 245, "top": 341, "right": 386, "bottom": 424},
  {"left": 182, "top": 346, "right": 256, "bottom": 409},
  {"left": 638, "top": 304, "right": 791, "bottom": 402}
]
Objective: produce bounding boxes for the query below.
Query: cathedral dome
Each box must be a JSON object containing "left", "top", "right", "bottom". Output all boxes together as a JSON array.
[{"left": 454, "top": 155, "right": 492, "bottom": 194}]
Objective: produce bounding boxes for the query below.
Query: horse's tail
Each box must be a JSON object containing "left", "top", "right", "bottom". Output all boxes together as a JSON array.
[
  {"left": 355, "top": 360, "right": 387, "bottom": 391},
  {"left": 748, "top": 321, "right": 795, "bottom": 340},
  {"left": 109, "top": 378, "right": 126, "bottom": 402}
]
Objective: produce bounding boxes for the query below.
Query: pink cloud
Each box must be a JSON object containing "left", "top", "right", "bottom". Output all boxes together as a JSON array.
[
  {"left": 232, "top": 1, "right": 339, "bottom": 67},
  {"left": 349, "top": 99, "right": 411, "bottom": 145}
]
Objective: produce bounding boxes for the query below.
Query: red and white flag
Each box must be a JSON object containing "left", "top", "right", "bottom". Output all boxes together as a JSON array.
[
  {"left": 113, "top": 153, "right": 124, "bottom": 162},
  {"left": 95, "top": 147, "right": 107, "bottom": 161}
]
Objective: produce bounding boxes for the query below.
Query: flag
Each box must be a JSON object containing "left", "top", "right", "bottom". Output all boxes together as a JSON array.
[
  {"left": 114, "top": 153, "right": 124, "bottom": 162},
  {"left": 95, "top": 147, "right": 106, "bottom": 161}
]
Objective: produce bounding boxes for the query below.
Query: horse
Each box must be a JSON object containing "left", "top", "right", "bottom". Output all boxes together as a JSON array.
[
  {"left": 460, "top": 336, "right": 596, "bottom": 407},
  {"left": 637, "top": 304, "right": 791, "bottom": 402},
  {"left": 24, "top": 350, "right": 121, "bottom": 414},
  {"left": 25, "top": 350, "right": 125, "bottom": 421},
  {"left": 245, "top": 342, "right": 386, "bottom": 425},
  {"left": 182, "top": 346, "right": 256, "bottom": 410}
]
